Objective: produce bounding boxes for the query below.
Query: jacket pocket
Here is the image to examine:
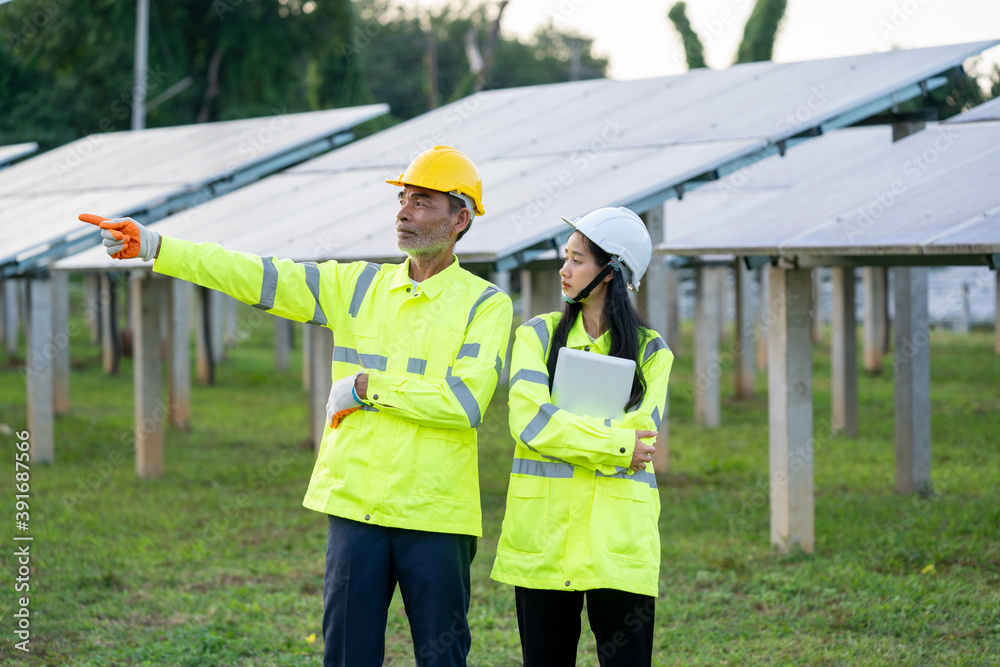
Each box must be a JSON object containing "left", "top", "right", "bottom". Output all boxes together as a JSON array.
[
  {"left": 324, "top": 418, "right": 361, "bottom": 484},
  {"left": 601, "top": 480, "right": 656, "bottom": 563},
  {"left": 413, "top": 427, "right": 477, "bottom": 502},
  {"left": 499, "top": 476, "right": 549, "bottom": 555}
]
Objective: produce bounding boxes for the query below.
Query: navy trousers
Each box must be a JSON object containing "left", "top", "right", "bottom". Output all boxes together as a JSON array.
[
  {"left": 515, "top": 586, "right": 656, "bottom": 667},
  {"left": 323, "top": 515, "right": 477, "bottom": 667}
]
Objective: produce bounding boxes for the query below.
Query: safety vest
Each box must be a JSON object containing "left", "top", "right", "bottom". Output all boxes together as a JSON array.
[
  {"left": 154, "top": 237, "right": 513, "bottom": 537},
  {"left": 490, "top": 311, "right": 673, "bottom": 596}
]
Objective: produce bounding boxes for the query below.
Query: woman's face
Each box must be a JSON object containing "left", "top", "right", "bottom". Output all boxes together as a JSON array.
[{"left": 560, "top": 231, "right": 611, "bottom": 302}]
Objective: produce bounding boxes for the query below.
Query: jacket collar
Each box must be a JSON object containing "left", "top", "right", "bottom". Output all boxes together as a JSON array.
[
  {"left": 564, "top": 310, "right": 611, "bottom": 354},
  {"left": 389, "top": 255, "right": 462, "bottom": 299}
]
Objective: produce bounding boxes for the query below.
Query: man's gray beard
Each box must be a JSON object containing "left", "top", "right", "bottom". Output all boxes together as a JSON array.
[{"left": 400, "top": 237, "right": 450, "bottom": 258}]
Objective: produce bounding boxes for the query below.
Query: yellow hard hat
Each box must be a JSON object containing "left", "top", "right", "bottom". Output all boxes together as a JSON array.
[{"left": 387, "top": 145, "right": 485, "bottom": 216}]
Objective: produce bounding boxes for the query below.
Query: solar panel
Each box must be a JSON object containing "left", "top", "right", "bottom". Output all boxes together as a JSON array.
[
  {"left": 0, "top": 142, "right": 38, "bottom": 168},
  {"left": 0, "top": 105, "right": 388, "bottom": 278},
  {"left": 660, "top": 119, "right": 1000, "bottom": 261},
  {"left": 56, "top": 40, "right": 998, "bottom": 273}
]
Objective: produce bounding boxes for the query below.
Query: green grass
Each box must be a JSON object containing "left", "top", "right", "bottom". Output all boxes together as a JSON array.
[{"left": 1, "top": 286, "right": 998, "bottom": 665}]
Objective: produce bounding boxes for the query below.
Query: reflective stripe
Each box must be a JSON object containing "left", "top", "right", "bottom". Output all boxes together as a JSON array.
[
  {"left": 467, "top": 286, "right": 500, "bottom": 329},
  {"left": 360, "top": 353, "right": 388, "bottom": 372},
  {"left": 511, "top": 457, "right": 573, "bottom": 479},
  {"left": 349, "top": 263, "right": 380, "bottom": 318},
  {"left": 333, "top": 346, "right": 388, "bottom": 372},
  {"left": 597, "top": 468, "right": 657, "bottom": 489},
  {"left": 494, "top": 353, "right": 503, "bottom": 376},
  {"left": 525, "top": 317, "right": 549, "bottom": 355},
  {"left": 643, "top": 336, "right": 669, "bottom": 363},
  {"left": 446, "top": 367, "right": 481, "bottom": 427},
  {"left": 605, "top": 418, "right": 612, "bottom": 427},
  {"left": 457, "top": 343, "right": 480, "bottom": 359},
  {"left": 252, "top": 256, "right": 278, "bottom": 311},
  {"left": 301, "top": 262, "right": 327, "bottom": 326},
  {"left": 652, "top": 405, "right": 661, "bottom": 429},
  {"left": 407, "top": 358, "right": 427, "bottom": 375},
  {"left": 510, "top": 368, "right": 548, "bottom": 387},
  {"left": 520, "top": 402, "right": 558, "bottom": 443},
  {"left": 360, "top": 404, "right": 379, "bottom": 413}
]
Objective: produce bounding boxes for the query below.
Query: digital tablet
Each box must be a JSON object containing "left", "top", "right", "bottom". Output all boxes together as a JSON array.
[{"left": 551, "top": 347, "right": 636, "bottom": 420}]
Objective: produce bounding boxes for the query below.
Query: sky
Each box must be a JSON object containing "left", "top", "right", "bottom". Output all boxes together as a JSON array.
[{"left": 399, "top": 0, "right": 1000, "bottom": 82}]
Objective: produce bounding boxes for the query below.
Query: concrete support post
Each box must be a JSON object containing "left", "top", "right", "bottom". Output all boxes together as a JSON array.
[
  {"left": 718, "top": 269, "right": 729, "bottom": 348},
  {"left": 2, "top": 280, "right": 19, "bottom": 355},
  {"left": 84, "top": 274, "right": 101, "bottom": 345},
  {"left": 694, "top": 266, "right": 723, "bottom": 427},
  {"left": 893, "top": 267, "right": 932, "bottom": 496},
  {"left": 812, "top": 268, "right": 825, "bottom": 344},
  {"left": 302, "top": 322, "right": 312, "bottom": 391},
  {"left": 489, "top": 270, "right": 511, "bottom": 296},
  {"left": 167, "top": 279, "right": 192, "bottom": 431},
  {"left": 51, "top": 271, "right": 71, "bottom": 415},
  {"left": 640, "top": 206, "right": 668, "bottom": 336},
  {"left": 665, "top": 267, "right": 681, "bottom": 354},
  {"left": 956, "top": 283, "right": 970, "bottom": 334},
  {"left": 0, "top": 281, "right": 5, "bottom": 351},
  {"left": 489, "top": 270, "right": 513, "bottom": 385},
  {"left": 768, "top": 267, "right": 814, "bottom": 554},
  {"left": 195, "top": 287, "right": 214, "bottom": 385},
  {"left": 734, "top": 259, "right": 756, "bottom": 399},
  {"left": 756, "top": 268, "right": 769, "bottom": 372},
  {"left": 522, "top": 267, "right": 562, "bottom": 321},
  {"left": 995, "top": 272, "right": 1000, "bottom": 355},
  {"left": 26, "top": 278, "right": 55, "bottom": 463},
  {"left": 210, "top": 289, "right": 225, "bottom": 361},
  {"left": 831, "top": 267, "right": 858, "bottom": 437},
  {"left": 100, "top": 273, "right": 120, "bottom": 375},
  {"left": 309, "top": 325, "right": 334, "bottom": 453},
  {"left": 275, "top": 317, "right": 292, "bottom": 372},
  {"left": 132, "top": 273, "right": 165, "bottom": 479},
  {"left": 863, "top": 267, "right": 886, "bottom": 372},
  {"left": 224, "top": 295, "right": 238, "bottom": 349}
]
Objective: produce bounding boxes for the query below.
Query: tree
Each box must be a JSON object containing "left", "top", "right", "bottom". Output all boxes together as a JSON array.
[
  {"left": 667, "top": 2, "right": 706, "bottom": 70},
  {"left": 734, "top": 0, "right": 786, "bottom": 64},
  {"left": 0, "top": 0, "right": 366, "bottom": 150},
  {"left": 900, "top": 59, "right": 1000, "bottom": 121},
  {"left": 349, "top": 0, "right": 608, "bottom": 122}
]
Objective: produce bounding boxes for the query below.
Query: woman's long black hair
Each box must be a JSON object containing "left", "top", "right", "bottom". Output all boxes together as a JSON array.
[{"left": 546, "top": 234, "right": 649, "bottom": 412}]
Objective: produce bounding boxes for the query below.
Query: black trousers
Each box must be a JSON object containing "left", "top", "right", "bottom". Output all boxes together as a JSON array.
[
  {"left": 323, "top": 515, "right": 477, "bottom": 667},
  {"left": 515, "top": 586, "right": 655, "bottom": 667}
]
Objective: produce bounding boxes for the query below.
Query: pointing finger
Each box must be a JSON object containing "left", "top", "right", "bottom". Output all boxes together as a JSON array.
[{"left": 79, "top": 213, "right": 109, "bottom": 226}]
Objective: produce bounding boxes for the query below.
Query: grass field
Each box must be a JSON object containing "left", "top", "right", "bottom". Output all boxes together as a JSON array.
[{"left": 1, "top": 286, "right": 998, "bottom": 666}]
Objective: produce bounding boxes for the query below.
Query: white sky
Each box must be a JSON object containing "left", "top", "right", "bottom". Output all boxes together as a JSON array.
[{"left": 399, "top": 0, "right": 1000, "bottom": 81}]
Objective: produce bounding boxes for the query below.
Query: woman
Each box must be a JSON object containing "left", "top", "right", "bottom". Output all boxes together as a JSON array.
[{"left": 491, "top": 207, "right": 674, "bottom": 667}]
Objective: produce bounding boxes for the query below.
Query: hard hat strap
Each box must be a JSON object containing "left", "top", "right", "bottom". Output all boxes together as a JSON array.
[{"left": 564, "top": 262, "right": 615, "bottom": 304}]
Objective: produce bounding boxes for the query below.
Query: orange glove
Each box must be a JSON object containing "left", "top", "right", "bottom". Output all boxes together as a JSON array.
[{"left": 79, "top": 213, "right": 160, "bottom": 261}]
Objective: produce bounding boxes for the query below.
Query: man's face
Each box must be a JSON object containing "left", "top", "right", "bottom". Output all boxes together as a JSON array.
[{"left": 395, "top": 186, "right": 468, "bottom": 258}]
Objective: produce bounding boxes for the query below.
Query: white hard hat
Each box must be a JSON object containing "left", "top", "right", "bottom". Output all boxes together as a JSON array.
[{"left": 561, "top": 207, "right": 652, "bottom": 291}]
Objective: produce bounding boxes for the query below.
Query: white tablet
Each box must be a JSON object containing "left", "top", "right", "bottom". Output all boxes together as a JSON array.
[{"left": 551, "top": 347, "right": 636, "bottom": 420}]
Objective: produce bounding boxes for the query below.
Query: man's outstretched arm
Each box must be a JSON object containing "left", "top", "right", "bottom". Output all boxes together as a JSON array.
[{"left": 80, "top": 213, "right": 349, "bottom": 328}]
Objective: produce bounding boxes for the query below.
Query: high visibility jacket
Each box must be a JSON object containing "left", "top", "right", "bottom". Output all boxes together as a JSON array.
[
  {"left": 490, "top": 311, "right": 673, "bottom": 596},
  {"left": 154, "top": 237, "right": 513, "bottom": 537}
]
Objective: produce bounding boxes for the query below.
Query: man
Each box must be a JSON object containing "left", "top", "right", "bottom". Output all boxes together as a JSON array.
[{"left": 83, "top": 145, "right": 513, "bottom": 666}]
